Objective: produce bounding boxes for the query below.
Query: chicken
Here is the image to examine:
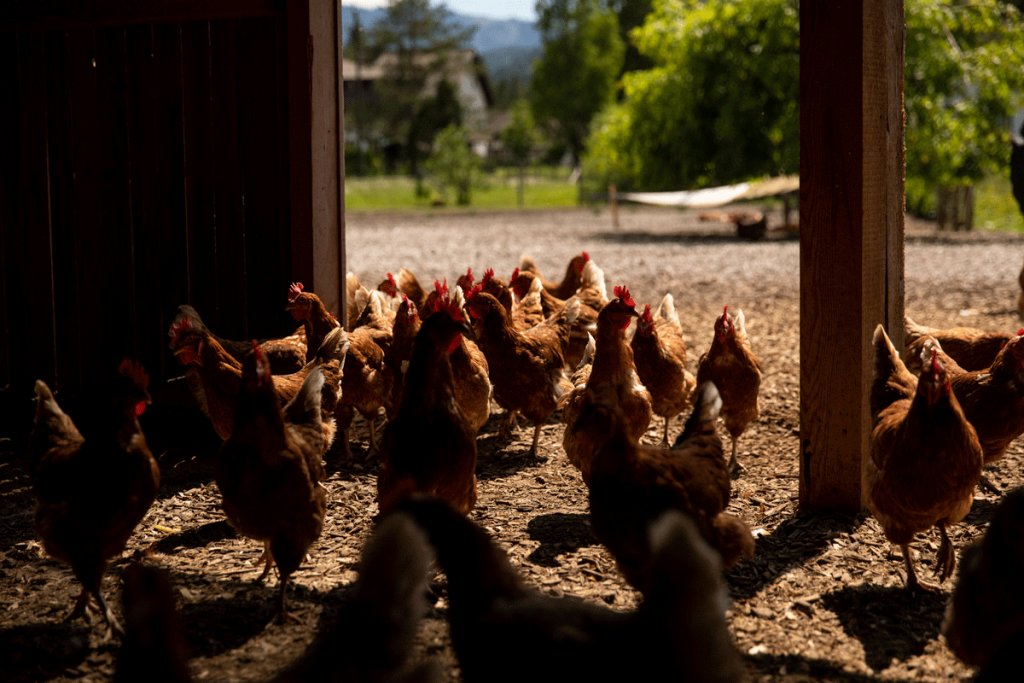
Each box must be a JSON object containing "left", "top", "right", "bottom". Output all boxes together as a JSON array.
[
  {"left": 27, "top": 360, "right": 161, "bottom": 638},
  {"left": 377, "top": 299, "right": 479, "bottom": 516},
  {"left": 560, "top": 286, "right": 653, "bottom": 485},
  {"left": 695, "top": 306, "right": 762, "bottom": 475},
  {"left": 216, "top": 346, "right": 330, "bottom": 621},
  {"left": 444, "top": 286, "right": 492, "bottom": 435},
  {"left": 168, "top": 315, "right": 345, "bottom": 445},
  {"left": 115, "top": 564, "right": 192, "bottom": 683},
  {"left": 904, "top": 315, "right": 1012, "bottom": 373},
  {"left": 864, "top": 326, "right": 983, "bottom": 590},
  {"left": 273, "top": 510, "right": 441, "bottom": 683},
  {"left": 477, "top": 268, "right": 516, "bottom": 321},
  {"left": 577, "top": 383, "right": 754, "bottom": 592},
  {"left": 286, "top": 282, "right": 341, "bottom": 364},
  {"left": 168, "top": 304, "right": 305, "bottom": 375},
  {"left": 353, "top": 286, "right": 397, "bottom": 330},
  {"left": 464, "top": 289, "right": 578, "bottom": 457},
  {"left": 336, "top": 289, "right": 397, "bottom": 457},
  {"left": 346, "top": 272, "right": 362, "bottom": 331},
  {"left": 384, "top": 295, "right": 422, "bottom": 420},
  {"left": 631, "top": 294, "right": 698, "bottom": 446},
  {"left": 398, "top": 496, "right": 743, "bottom": 683},
  {"left": 574, "top": 256, "right": 610, "bottom": 312},
  {"left": 510, "top": 268, "right": 599, "bottom": 369},
  {"left": 396, "top": 267, "right": 429, "bottom": 314},
  {"left": 943, "top": 487, "right": 1024, "bottom": 676},
  {"left": 518, "top": 251, "right": 590, "bottom": 300},
  {"left": 508, "top": 268, "right": 545, "bottom": 329}
]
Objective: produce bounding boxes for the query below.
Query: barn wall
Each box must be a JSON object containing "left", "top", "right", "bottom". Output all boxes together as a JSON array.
[{"left": 0, "top": 16, "right": 298, "bottom": 397}]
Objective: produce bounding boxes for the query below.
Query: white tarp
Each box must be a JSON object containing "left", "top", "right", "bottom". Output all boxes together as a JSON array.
[{"left": 620, "top": 175, "right": 799, "bottom": 208}]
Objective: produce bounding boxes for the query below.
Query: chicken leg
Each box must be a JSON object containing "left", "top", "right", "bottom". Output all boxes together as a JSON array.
[
  {"left": 936, "top": 522, "right": 957, "bottom": 582},
  {"left": 528, "top": 423, "right": 542, "bottom": 458},
  {"left": 660, "top": 416, "right": 671, "bottom": 448},
  {"left": 727, "top": 436, "right": 746, "bottom": 477},
  {"left": 901, "top": 543, "right": 940, "bottom": 591}
]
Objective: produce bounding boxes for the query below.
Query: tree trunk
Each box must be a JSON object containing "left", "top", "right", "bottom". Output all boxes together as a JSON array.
[{"left": 517, "top": 163, "right": 525, "bottom": 208}]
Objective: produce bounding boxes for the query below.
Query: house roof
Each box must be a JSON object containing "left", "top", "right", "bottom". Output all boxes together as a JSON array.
[{"left": 342, "top": 49, "right": 493, "bottom": 107}]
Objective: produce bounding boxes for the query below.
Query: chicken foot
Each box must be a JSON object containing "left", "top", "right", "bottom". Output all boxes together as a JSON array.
[
  {"left": 275, "top": 577, "right": 302, "bottom": 625},
  {"left": 66, "top": 586, "right": 125, "bottom": 639},
  {"left": 527, "top": 423, "right": 542, "bottom": 458},
  {"left": 936, "top": 522, "right": 957, "bottom": 582},
  {"left": 901, "top": 543, "right": 941, "bottom": 591},
  {"left": 660, "top": 416, "right": 671, "bottom": 448},
  {"left": 498, "top": 411, "right": 520, "bottom": 440},
  {"left": 727, "top": 436, "right": 746, "bottom": 477},
  {"left": 255, "top": 542, "right": 276, "bottom": 584}
]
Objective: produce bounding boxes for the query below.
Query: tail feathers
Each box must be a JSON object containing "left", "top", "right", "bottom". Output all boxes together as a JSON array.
[
  {"left": 561, "top": 297, "right": 581, "bottom": 326},
  {"left": 354, "top": 286, "right": 371, "bottom": 320},
  {"left": 903, "top": 315, "right": 934, "bottom": 346},
  {"left": 33, "top": 380, "right": 64, "bottom": 425},
  {"left": 316, "top": 327, "right": 351, "bottom": 369},
  {"left": 872, "top": 324, "right": 902, "bottom": 383},
  {"left": 655, "top": 293, "right": 679, "bottom": 327},
  {"left": 577, "top": 332, "right": 597, "bottom": 371},
  {"left": 284, "top": 365, "right": 325, "bottom": 427},
  {"left": 452, "top": 284, "right": 466, "bottom": 311},
  {"left": 519, "top": 253, "right": 539, "bottom": 274},
  {"left": 733, "top": 308, "right": 747, "bottom": 335},
  {"left": 527, "top": 276, "right": 542, "bottom": 296},
  {"left": 346, "top": 271, "right": 360, "bottom": 296},
  {"left": 580, "top": 260, "right": 608, "bottom": 302},
  {"left": 675, "top": 382, "right": 722, "bottom": 446}
]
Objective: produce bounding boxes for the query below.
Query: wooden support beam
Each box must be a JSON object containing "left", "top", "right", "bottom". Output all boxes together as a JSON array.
[
  {"left": 799, "top": 0, "right": 905, "bottom": 512},
  {"left": 287, "top": 0, "right": 345, "bottom": 321},
  {"left": 0, "top": 1, "right": 285, "bottom": 33}
]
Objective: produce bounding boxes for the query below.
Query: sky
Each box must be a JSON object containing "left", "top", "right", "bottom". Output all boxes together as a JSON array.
[{"left": 345, "top": 0, "right": 538, "bottom": 22}]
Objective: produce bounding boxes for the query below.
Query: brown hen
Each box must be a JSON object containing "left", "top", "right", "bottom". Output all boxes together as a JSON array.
[
  {"left": 904, "top": 315, "right": 1012, "bottom": 373},
  {"left": 28, "top": 360, "right": 160, "bottom": 638},
  {"left": 696, "top": 306, "right": 761, "bottom": 475},
  {"left": 864, "top": 326, "right": 983, "bottom": 590}
]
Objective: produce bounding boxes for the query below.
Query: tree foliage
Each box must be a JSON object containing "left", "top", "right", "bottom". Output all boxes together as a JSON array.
[
  {"left": 531, "top": 0, "right": 625, "bottom": 163},
  {"left": 586, "top": 0, "right": 1024, "bottom": 193},
  {"left": 502, "top": 100, "right": 542, "bottom": 206},
  {"left": 905, "top": 0, "right": 1024, "bottom": 187},
  {"left": 369, "top": 0, "right": 475, "bottom": 172},
  {"left": 425, "top": 125, "right": 482, "bottom": 205},
  {"left": 586, "top": 0, "right": 798, "bottom": 191}
]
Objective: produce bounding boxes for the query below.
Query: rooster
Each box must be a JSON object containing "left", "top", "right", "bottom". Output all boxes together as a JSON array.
[
  {"left": 631, "top": 294, "right": 697, "bottom": 447},
  {"left": 377, "top": 297, "right": 479, "bottom": 516},
  {"left": 28, "top": 360, "right": 161, "bottom": 638},
  {"left": 398, "top": 496, "right": 743, "bottom": 683},
  {"left": 578, "top": 383, "right": 754, "bottom": 592},
  {"left": 864, "top": 326, "right": 983, "bottom": 590},
  {"left": 464, "top": 289, "right": 578, "bottom": 457},
  {"left": 696, "top": 306, "right": 761, "bottom": 475},
  {"left": 560, "top": 286, "right": 653, "bottom": 485},
  {"left": 216, "top": 345, "right": 330, "bottom": 622}
]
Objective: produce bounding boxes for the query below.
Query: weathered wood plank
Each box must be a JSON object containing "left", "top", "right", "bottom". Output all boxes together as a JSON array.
[
  {"left": 151, "top": 22, "right": 189, "bottom": 378},
  {"left": 180, "top": 21, "right": 219, "bottom": 329},
  {"left": 236, "top": 16, "right": 287, "bottom": 338},
  {"left": 210, "top": 19, "right": 248, "bottom": 337},
  {"left": 0, "top": 35, "right": 21, "bottom": 390},
  {"left": 16, "top": 32, "right": 57, "bottom": 390},
  {"left": 44, "top": 29, "right": 83, "bottom": 392},
  {"left": 67, "top": 28, "right": 106, "bottom": 393},
  {"left": 1, "top": 1, "right": 285, "bottom": 33},
  {"left": 94, "top": 25, "right": 136, "bottom": 368},
  {"left": 125, "top": 24, "right": 161, "bottom": 372},
  {"left": 799, "top": 0, "right": 905, "bottom": 512},
  {"left": 288, "top": 0, "right": 344, "bottom": 317}
]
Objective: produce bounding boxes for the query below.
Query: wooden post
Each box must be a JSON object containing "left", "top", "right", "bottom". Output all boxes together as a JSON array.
[
  {"left": 288, "top": 0, "right": 345, "bottom": 321},
  {"left": 799, "top": 0, "right": 905, "bottom": 512}
]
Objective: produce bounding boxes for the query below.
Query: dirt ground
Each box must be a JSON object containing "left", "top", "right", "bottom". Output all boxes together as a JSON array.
[{"left": 2, "top": 204, "right": 1023, "bottom": 682}]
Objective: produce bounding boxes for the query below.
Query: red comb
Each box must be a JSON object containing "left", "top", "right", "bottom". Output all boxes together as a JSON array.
[
  {"left": 483, "top": 268, "right": 495, "bottom": 283},
  {"left": 466, "top": 283, "right": 483, "bottom": 300},
  {"left": 388, "top": 272, "right": 397, "bottom": 288},
  {"left": 170, "top": 316, "right": 194, "bottom": 345},
  {"left": 251, "top": 340, "right": 263, "bottom": 360},
  {"left": 640, "top": 304, "right": 652, "bottom": 324},
  {"left": 434, "top": 278, "right": 449, "bottom": 296},
  {"left": 613, "top": 285, "right": 634, "bottom": 308},
  {"left": 118, "top": 359, "right": 149, "bottom": 390},
  {"left": 582, "top": 251, "right": 590, "bottom": 262},
  {"left": 722, "top": 305, "right": 729, "bottom": 318},
  {"left": 288, "top": 282, "right": 304, "bottom": 303},
  {"left": 931, "top": 348, "right": 940, "bottom": 371},
  {"left": 465, "top": 267, "right": 474, "bottom": 284},
  {"left": 1017, "top": 329, "right": 1023, "bottom": 337},
  {"left": 329, "top": 311, "right": 337, "bottom": 320},
  {"left": 511, "top": 267, "right": 520, "bottom": 283}
]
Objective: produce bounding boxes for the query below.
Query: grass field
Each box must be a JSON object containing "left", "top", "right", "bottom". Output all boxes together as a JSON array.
[
  {"left": 345, "top": 168, "right": 579, "bottom": 211},
  {"left": 975, "top": 173, "right": 1024, "bottom": 232}
]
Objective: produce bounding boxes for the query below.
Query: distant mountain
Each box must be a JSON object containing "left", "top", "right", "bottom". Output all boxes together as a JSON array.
[
  {"left": 480, "top": 44, "right": 542, "bottom": 87},
  {"left": 340, "top": 6, "right": 541, "bottom": 54}
]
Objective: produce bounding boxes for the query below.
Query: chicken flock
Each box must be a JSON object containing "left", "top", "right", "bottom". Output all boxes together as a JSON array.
[{"left": 23, "top": 249, "right": 1024, "bottom": 680}]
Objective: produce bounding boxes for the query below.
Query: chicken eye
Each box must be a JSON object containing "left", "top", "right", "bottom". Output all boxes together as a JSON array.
[{"left": 134, "top": 401, "right": 147, "bottom": 417}]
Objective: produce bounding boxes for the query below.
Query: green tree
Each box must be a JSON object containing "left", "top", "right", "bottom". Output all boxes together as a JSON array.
[
  {"left": 586, "top": 0, "right": 1024, "bottom": 196},
  {"left": 425, "top": 124, "right": 482, "bottom": 205},
  {"left": 501, "top": 100, "right": 541, "bottom": 207},
  {"left": 369, "top": 0, "right": 475, "bottom": 176},
  {"left": 606, "top": 0, "right": 654, "bottom": 75},
  {"left": 531, "top": 0, "right": 625, "bottom": 164}
]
